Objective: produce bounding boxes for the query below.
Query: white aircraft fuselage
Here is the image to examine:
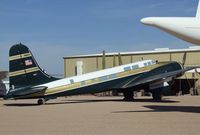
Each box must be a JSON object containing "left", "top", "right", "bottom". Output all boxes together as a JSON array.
[{"left": 141, "top": 1, "right": 200, "bottom": 45}]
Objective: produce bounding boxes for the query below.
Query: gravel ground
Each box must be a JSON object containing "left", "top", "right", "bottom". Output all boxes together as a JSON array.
[{"left": 0, "top": 95, "right": 200, "bottom": 135}]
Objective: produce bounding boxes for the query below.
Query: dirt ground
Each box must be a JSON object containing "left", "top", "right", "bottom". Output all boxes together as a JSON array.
[{"left": 0, "top": 95, "right": 200, "bottom": 135}]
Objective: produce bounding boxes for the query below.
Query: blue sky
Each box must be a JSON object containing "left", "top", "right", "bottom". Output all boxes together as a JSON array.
[{"left": 0, "top": 0, "right": 199, "bottom": 75}]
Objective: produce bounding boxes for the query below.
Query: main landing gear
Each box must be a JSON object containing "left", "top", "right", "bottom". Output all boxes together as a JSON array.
[
  {"left": 122, "top": 88, "right": 163, "bottom": 102},
  {"left": 123, "top": 90, "right": 134, "bottom": 101},
  {"left": 37, "top": 97, "right": 56, "bottom": 105},
  {"left": 37, "top": 98, "right": 46, "bottom": 105},
  {"left": 151, "top": 88, "right": 163, "bottom": 101}
]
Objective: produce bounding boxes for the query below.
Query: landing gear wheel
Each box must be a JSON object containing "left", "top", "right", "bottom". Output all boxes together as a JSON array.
[
  {"left": 37, "top": 98, "right": 45, "bottom": 105},
  {"left": 123, "top": 90, "right": 134, "bottom": 101},
  {"left": 152, "top": 88, "right": 163, "bottom": 101}
]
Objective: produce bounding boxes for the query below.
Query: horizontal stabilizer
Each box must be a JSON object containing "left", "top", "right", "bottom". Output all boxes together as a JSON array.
[{"left": 4, "top": 86, "right": 48, "bottom": 99}]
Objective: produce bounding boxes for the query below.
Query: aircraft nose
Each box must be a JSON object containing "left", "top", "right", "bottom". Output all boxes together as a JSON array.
[{"left": 141, "top": 17, "right": 156, "bottom": 26}]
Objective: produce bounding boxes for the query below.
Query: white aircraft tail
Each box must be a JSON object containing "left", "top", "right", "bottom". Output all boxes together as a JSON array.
[{"left": 196, "top": 0, "right": 200, "bottom": 18}]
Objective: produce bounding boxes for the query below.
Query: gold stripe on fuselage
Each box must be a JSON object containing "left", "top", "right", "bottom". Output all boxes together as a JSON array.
[
  {"left": 9, "top": 67, "right": 39, "bottom": 77},
  {"left": 9, "top": 53, "right": 32, "bottom": 61},
  {"left": 19, "top": 62, "right": 168, "bottom": 99},
  {"left": 42, "top": 63, "right": 166, "bottom": 96}
]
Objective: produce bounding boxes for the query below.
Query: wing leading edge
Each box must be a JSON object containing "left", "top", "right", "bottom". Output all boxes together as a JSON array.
[{"left": 120, "top": 67, "right": 198, "bottom": 89}]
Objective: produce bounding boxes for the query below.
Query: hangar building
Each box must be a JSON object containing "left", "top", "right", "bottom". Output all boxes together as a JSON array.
[{"left": 63, "top": 47, "right": 200, "bottom": 95}]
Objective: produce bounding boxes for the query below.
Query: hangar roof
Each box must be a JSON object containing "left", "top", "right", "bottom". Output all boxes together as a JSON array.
[{"left": 63, "top": 46, "right": 200, "bottom": 59}]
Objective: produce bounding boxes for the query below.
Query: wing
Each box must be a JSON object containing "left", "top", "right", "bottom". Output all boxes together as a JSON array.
[{"left": 116, "top": 67, "right": 198, "bottom": 89}]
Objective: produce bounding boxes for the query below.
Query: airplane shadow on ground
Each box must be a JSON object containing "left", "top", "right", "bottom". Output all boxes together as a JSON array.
[
  {"left": 113, "top": 105, "right": 200, "bottom": 114},
  {"left": 3, "top": 99, "right": 121, "bottom": 107},
  {"left": 3, "top": 98, "right": 179, "bottom": 107},
  {"left": 3, "top": 100, "right": 120, "bottom": 107}
]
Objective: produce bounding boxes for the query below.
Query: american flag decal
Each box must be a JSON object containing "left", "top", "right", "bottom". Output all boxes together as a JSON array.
[{"left": 25, "top": 59, "right": 33, "bottom": 66}]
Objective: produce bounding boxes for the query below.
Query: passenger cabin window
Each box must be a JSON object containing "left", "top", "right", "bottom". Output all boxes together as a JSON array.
[
  {"left": 109, "top": 74, "right": 117, "bottom": 79},
  {"left": 144, "top": 63, "right": 148, "bottom": 66},
  {"left": 91, "top": 79, "right": 96, "bottom": 83},
  {"left": 148, "top": 62, "right": 151, "bottom": 66},
  {"left": 81, "top": 81, "right": 86, "bottom": 86},
  {"left": 70, "top": 79, "right": 74, "bottom": 84},
  {"left": 99, "top": 76, "right": 108, "bottom": 81},
  {"left": 124, "top": 66, "right": 131, "bottom": 71},
  {"left": 152, "top": 61, "right": 156, "bottom": 64},
  {"left": 132, "top": 65, "right": 139, "bottom": 70}
]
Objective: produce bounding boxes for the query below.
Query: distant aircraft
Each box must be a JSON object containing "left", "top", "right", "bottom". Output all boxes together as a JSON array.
[
  {"left": 4, "top": 43, "right": 197, "bottom": 105},
  {"left": 141, "top": 0, "right": 200, "bottom": 45},
  {"left": 0, "top": 71, "right": 8, "bottom": 97}
]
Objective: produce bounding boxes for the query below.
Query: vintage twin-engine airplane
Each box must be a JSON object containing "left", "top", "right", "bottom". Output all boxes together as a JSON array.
[
  {"left": 141, "top": 0, "right": 200, "bottom": 45},
  {"left": 4, "top": 44, "right": 196, "bottom": 105}
]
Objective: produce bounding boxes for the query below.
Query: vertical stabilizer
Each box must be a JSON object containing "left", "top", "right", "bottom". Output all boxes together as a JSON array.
[
  {"left": 196, "top": 0, "right": 200, "bottom": 18},
  {"left": 9, "top": 43, "right": 59, "bottom": 89}
]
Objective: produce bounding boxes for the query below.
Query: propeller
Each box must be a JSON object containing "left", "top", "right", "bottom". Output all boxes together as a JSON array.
[
  {"left": 182, "top": 52, "right": 187, "bottom": 67},
  {"left": 118, "top": 53, "right": 123, "bottom": 65},
  {"left": 195, "top": 68, "right": 200, "bottom": 75},
  {"left": 113, "top": 54, "right": 116, "bottom": 67},
  {"left": 102, "top": 50, "right": 106, "bottom": 69}
]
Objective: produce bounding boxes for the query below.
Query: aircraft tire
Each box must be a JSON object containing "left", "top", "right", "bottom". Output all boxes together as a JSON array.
[
  {"left": 152, "top": 88, "right": 163, "bottom": 101},
  {"left": 123, "top": 90, "right": 134, "bottom": 101},
  {"left": 37, "top": 98, "right": 45, "bottom": 105}
]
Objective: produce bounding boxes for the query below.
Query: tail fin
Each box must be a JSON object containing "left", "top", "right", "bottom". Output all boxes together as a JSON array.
[
  {"left": 196, "top": 0, "right": 200, "bottom": 18},
  {"left": 9, "top": 43, "right": 59, "bottom": 89}
]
